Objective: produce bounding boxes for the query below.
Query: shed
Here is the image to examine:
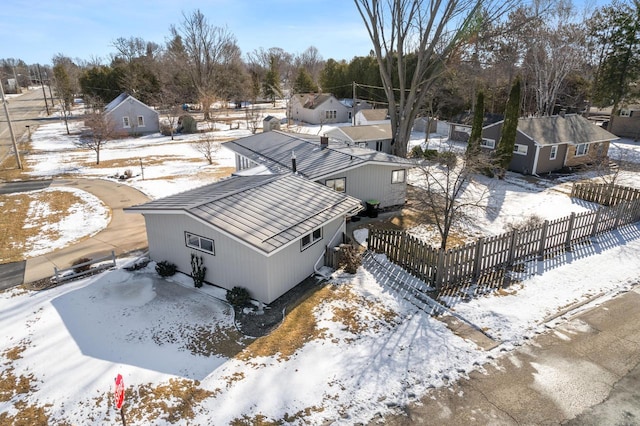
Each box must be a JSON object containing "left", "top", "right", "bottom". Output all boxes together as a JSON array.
[{"left": 263, "top": 115, "right": 281, "bottom": 132}]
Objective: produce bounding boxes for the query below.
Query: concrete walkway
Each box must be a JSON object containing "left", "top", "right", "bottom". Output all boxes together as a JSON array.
[{"left": 24, "top": 178, "right": 150, "bottom": 283}]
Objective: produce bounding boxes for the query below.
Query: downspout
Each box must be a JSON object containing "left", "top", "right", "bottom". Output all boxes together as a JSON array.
[{"left": 531, "top": 141, "right": 540, "bottom": 176}]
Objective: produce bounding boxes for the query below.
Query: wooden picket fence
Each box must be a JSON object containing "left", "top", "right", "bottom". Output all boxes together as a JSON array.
[
  {"left": 368, "top": 183, "right": 640, "bottom": 291},
  {"left": 571, "top": 182, "right": 640, "bottom": 206}
]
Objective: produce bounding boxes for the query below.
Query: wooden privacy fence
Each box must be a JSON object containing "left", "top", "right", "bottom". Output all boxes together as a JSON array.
[
  {"left": 368, "top": 186, "right": 640, "bottom": 290},
  {"left": 571, "top": 182, "right": 640, "bottom": 206}
]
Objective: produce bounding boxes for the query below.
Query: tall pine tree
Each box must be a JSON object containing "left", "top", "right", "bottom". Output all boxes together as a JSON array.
[{"left": 496, "top": 78, "right": 521, "bottom": 177}]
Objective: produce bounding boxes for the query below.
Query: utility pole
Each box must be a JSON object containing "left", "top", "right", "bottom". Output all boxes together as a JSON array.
[
  {"left": 352, "top": 81, "right": 357, "bottom": 126},
  {"left": 37, "top": 64, "right": 50, "bottom": 115},
  {"left": 0, "top": 81, "right": 23, "bottom": 169},
  {"left": 44, "top": 71, "right": 54, "bottom": 107}
]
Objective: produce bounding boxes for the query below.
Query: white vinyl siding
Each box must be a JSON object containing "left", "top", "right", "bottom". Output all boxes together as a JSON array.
[
  {"left": 122, "top": 116, "right": 130, "bottom": 128},
  {"left": 576, "top": 143, "right": 589, "bottom": 156},
  {"left": 550, "top": 145, "right": 558, "bottom": 160},
  {"left": 513, "top": 144, "right": 528, "bottom": 155},
  {"left": 185, "top": 232, "right": 215, "bottom": 254},
  {"left": 325, "top": 177, "right": 346, "bottom": 192}
]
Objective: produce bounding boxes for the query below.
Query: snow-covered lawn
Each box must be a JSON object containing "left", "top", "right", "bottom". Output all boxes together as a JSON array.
[{"left": 3, "top": 111, "right": 640, "bottom": 424}]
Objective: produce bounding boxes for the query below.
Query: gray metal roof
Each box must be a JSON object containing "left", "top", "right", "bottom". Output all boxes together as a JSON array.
[
  {"left": 326, "top": 123, "right": 392, "bottom": 143},
  {"left": 517, "top": 114, "right": 618, "bottom": 145},
  {"left": 223, "top": 131, "right": 413, "bottom": 180},
  {"left": 126, "top": 173, "right": 363, "bottom": 254}
]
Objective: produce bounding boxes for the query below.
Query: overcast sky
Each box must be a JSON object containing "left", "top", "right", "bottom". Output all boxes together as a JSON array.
[{"left": 1, "top": 0, "right": 373, "bottom": 65}]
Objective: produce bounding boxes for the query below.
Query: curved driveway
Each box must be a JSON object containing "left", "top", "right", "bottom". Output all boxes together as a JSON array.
[{"left": 23, "top": 178, "right": 150, "bottom": 283}]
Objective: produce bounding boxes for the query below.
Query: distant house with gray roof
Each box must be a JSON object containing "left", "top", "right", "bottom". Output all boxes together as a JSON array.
[
  {"left": 325, "top": 123, "right": 393, "bottom": 153},
  {"left": 482, "top": 114, "right": 618, "bottom": 175},
  {"left": 104, "top": 93, "right": 159, "bottom": 136},
  {"left": 354, "top": 108, "right": 389, "bottom": 126},
  {"left": 224, "top": 130, "right": 414, "bottom": 208},
  {"left": 289, "top": 93, "right": 350, "bottom": 124},
  {"left": 126, "top": 173, "right": 362, "bottom": 304}
]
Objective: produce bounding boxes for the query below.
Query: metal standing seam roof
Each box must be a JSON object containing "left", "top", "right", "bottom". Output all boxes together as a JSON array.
[
  {"left": 327, "top": 123, "right": 393, "bottom": 143},
  {"left": 125, "top": 173, "right": 363, "bottom": 255},
  {"left": 223, "top": 131, "right": 413, "bottom": 181},
  {"left": 517, "top": 115, "right": 618, "bottom": 145}
]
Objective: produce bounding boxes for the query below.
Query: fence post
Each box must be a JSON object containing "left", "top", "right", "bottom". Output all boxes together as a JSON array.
[
  {"left": 614, "top": 203, "right": 625, "bottom": 229},
  {"left": 565, "top": 212, "right": 576, "bottom": 251},
  {"left": 591, "top": 207, "right": 602, "bottom": 237},
  {"left": 538, "top": 220, "right": 549, "bottom": 260},
  {"left": 111, "top": 250, "right": 116, "bottom": 267},
  {"left": 507, "top": 231, "right": 518, "bottom": 267},
  {"left": 54, "top": 267, "right": 59, "bottom": 282},
  {"left": 435, "top": 249, "right": 445, "bottom": 291},
  {"left": 473, "top": 238, "right": 484, "bottom": 281}
]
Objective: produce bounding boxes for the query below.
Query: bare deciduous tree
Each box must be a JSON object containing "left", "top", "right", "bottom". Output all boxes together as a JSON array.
[
  {"left": 413, "top": 142, "right": 492, "bottom": 249},
  {"left": 245, "top": 107, "right": 263, "bottom": 134},
  {"left": 354, "top": 0, "right": 517, "bottom": 158},
  {"left": 77, "top": 111, "right": 122, "bottom": 165},
  {"left": 192, "top": 129, "right": 220, "bottom": 165}
]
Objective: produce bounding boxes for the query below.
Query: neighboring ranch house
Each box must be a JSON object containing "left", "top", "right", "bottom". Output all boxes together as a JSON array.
[
  {"left": 609, "top": 105, "right": 640, "bottom": 140},
  {"left": 224, "top": 130, "right": 414, "bottom": 209},
  {"left": 104, "top": 93, "right": 160, "bottom": 136},
  {"left": 125, "top": 173, "right": 362, "bottom": 304},
  {"left": 325, "top": 123, "right": 393, "bottom": 153},
  {"left": 289, "top": 93, "right": 350, "bottom": 124},
  {"left": 481, "top": 114, "right": 618, "bottom": 175}
]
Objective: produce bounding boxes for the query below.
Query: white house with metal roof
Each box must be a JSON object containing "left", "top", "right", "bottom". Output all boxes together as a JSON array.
[
  {"left": 104, "top": 93, "right": 160, "bottom": 136},
  {"left": 325, "top": 123, "right": 393, "bottom": 153},
  {"left": 126, "top": 173, "right": 362, "bottom": 303},
  {"left": 224, "top": 131, "right": 414, "bottom": 209}
]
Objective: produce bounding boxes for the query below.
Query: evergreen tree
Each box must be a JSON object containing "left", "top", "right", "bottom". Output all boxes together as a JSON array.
[
  {"left": 263, "top": 56, "right": 282, "bottom": 106},
  {"left": 496, "top": 77, "right": 521, "bottom": 176},
  {"left": 293, "top": 67, "right": 318, "bottom": 93},
  {"left": 466, "top": 91, "right": 485, "bottom": 158}
]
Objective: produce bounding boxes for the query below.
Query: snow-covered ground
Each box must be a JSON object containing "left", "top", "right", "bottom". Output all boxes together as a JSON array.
[{"left": 3, "top": 110, "right": 640, "bottom": 424}]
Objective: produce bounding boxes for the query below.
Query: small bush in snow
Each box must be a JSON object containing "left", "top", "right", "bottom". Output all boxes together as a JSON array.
[
  {"left": 156, "top": 260, "right": 177, "bottom": 277},
  {"left": 337, "top": 244, "right": 362, "bottom": 274},
  {"left": 72, "top": 257, "right": 93, "bottom": 274},
  {"left": 226, "top": 286, "right": 251, "bottom": 307},
  {"left": 505, "top": 214, "right": 544, "bottom": 232}
]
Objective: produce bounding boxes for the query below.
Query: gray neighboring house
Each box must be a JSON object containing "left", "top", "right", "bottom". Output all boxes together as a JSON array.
[
  {"left": 224, "top": 130, "right": 414, "bottom": 209},
  {"left": 289, "top": 93, "right": 350, "bottom": 124},
  {"left": 125, "top": 173, "right": 362, "bottom": 304},
  {"left": 325, "top": 123, "right": 393, "bottom": 153},
  {"left": 481, "top": 114, "right": 618, "bottom": 175},
  {"left": 104, "top": 93, "right": 160, "bottom": 135}
]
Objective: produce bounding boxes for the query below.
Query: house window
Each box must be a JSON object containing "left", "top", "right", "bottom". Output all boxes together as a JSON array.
[
  {"left": 376, "top": 140, "right": 384, "bottom": 151},
  {"left": 122, "top": 117, "right": 130, "bottom": 128},
  {"left": 481, "top": 138, "right": 495, "bottom": 149},
  {"left": 513, "top": 144, "right": 528, "bottom": 155},
  {"left": 392, "top": 169, "right": 406, "bottom": 184},
  {"left": 620, "top": 109, "right": 630, "bottom": 117},
  {"left": 185, "top": 232, "right": 215, "bottom": 254},
  {"left": 576, "top": 143, "right": 589, "bottom": 156},
  {"left": 326, "top": 177, "right": 346, "bottom": 192},
  {"left": 325, "top": 110, "right": 337, "bottom": 119},
  {"left": 550, "top": 145, "right": 558, "bottom": 160},
  {"left": 137, "top": 116, "right": 145, "bottom": 127},
  {"left": 357, "top": 142, "right": 367, "bottom": 148},
  {"left": 301, "top": 227, "right": 322, "bottom": 251},
  {"left": 238, "top": 156, "right": 254, "bottom": 171}
]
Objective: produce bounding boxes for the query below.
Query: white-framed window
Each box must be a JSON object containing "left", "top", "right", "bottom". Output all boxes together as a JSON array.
[
  {"left": 325, "top": 110, "right": 337, "bottom": 119},
  {"left": 620, "top": 109, "right": 631, "bottom": 117},
  {"left": 575, "top": 143, "right": 589, "bottom": 156},
  {"left": 513, "top": 144, "right": 528, "bottom": 155},
  {"left": 185, "top": 232, "right": 215, "bottom": 254},
  {"left": 122, "top": 116, "right": 130, "bottom": 128},
  {"left": 549, "top": 145, "right": 558, "bottom": 160},
  {"left": 301, "top": 227, "right": 322, "bottom": 251},
  {"left": 480, "top": 138, "right": 495, "bottom": 149},
  {"left": 376, "top": 140, "right": 384, "bottom": 151},
  {"left": 357, "top": 142, "right": 367, "bottom": 148},
  {"left": 137, "top": 116, "right": 145, "bottom": 127},
  {"left": 238, "top": 155, "right": 254, "bottom": 171},
  {"left": 326, "top": 177, "right": 346, "bottom": 192},
  {"left": 392, "top": 169, "right": 406, "bottom": 184}
]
